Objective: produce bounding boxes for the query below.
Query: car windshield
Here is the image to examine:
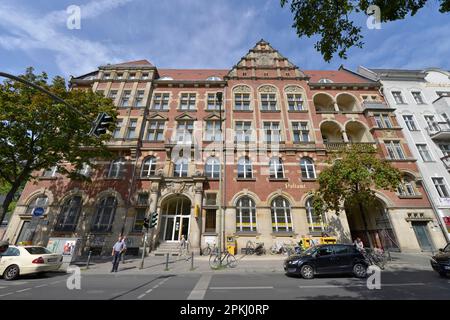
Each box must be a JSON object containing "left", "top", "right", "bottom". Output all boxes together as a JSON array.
[
  {"left": 25, "top": 247, "right": 52, "bottom": 255},
  {"left": 302, "top": 246, "right": 319, "bottom": 256}
]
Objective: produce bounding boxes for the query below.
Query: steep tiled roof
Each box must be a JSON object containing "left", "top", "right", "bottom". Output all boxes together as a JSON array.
[
  {"left": 157, "top": 69, "right": 228, "bottom": 81},
  {"left": 304, "top": 70, "right": 374, "bottom": 83}
]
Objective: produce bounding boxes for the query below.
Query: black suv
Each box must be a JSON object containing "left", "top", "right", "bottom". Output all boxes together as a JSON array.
[
  {"left": 430, "top": 243, "right": 450, "bottom": 277},
  {"left": 284, "top": 244, "right": 368, "bottom": 279}
]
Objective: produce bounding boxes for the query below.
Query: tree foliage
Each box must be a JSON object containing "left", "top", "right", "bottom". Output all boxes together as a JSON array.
[
  {"left": 0, "top": 68, "right": 117, "bottom": 223},
  {"left": 311, "top": 144, "right": 402, "bottom": 216},
  {"left": 281, "top": 0, "right": 450, "bottom": 62}
]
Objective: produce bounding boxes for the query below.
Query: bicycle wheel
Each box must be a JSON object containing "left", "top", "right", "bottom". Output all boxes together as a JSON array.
[
  {"left": 227, "top": 254, "right": 237, "bottom": 268},
  {"left": 203, "top": 247, "right": 211, "bottom": 256},
  {"left": 209, "top": 254, "right": 220, "bottom": 269},
  {"left": 245, "top": 241, "right": 255, "bottom": 255}
]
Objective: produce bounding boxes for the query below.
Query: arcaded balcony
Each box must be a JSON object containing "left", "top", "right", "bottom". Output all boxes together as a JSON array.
[
  {"left": 314, "top": 93, "right": 335, "bottom": 113},
  {"left": 345, "top": 121, "right": 374, "bottom": 143},
  {"left": 337, "top": 94, "right": 360, "bottom": 112},
  {"left": 321, "top": 121, "right": 344, "bottom": 148}
]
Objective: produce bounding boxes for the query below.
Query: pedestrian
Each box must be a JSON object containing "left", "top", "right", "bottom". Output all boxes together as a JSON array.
[
  {"left": 179, "top": 235, "right": 188, "bottom": 260},
  {"left": 111, "top": 236, "right": 126, "bottom": 273},
  {"left": 121, "top": 236, "right": 127, "bottom": 264},
  {"left": 354, "top": 237, "right": 365, "bottom": 252}
]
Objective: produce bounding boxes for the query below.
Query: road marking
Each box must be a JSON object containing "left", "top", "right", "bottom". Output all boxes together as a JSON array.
[
  {"left": 210, "top": 286, "right": 274, "bottom": 290},
  {"left": 0, "top": 286, "right": 6, "bottom": 289},
  {"left": 16, "top": 288, "right": 31, "bottom": 293},
  {"left": 298, "top": 282, "right": 425, "bottom": 289},
  {"left": 137, "top": 293, "right": 146, "bottom": 299},
  {"left": 35, "top": 284, "right": 48, "bottom": 288},
  {"left": 0, "top": 292, "right": 14, "bottom": 297},
  {"left": 145, "top": 289, "right": 153, "bottom": 294},
  {"left": 187, "top": 274, "right": 212, "bottom": 300},
  {"left": 137, "top": 277, "right": 170, "bottom": 300},
  {"left": 50, "top": 281, "right": 61, "bottom": 285}
]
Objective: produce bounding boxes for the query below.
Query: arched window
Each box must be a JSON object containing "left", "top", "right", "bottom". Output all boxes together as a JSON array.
[
  {"left": 397, "top": 174, "right": 417, "bottom": 197},
  {"left": 318, "top": 78, "right": 333, "bottom": 83},
  {"left": 25, "top": 195, "right": 49, "bottom": 215},
  {"left": 236, "top": 197, "right": 256, "bottom": 232},
  {"left": 306, "top": 198, "right": 327, "bottom": 233},
  {"left": 55, "top": 196, "right": 82, "bottom": 231},
  {"left": 141, "top": 156, "right": 157, "bottom": 177},
  {"left": 237, "top": 157, "right": 253, "bottom": 179},
  {"left": 271, "top": 197, "right": 292, "bottom": 232},
  {"left": 300, "top": 158, "right": 316, "bottom": 179},
  {"left": 91, "top": 196, "right": 117, "bottom": 232},
  {"left": 108, "top": 158, "right": 125, "bottom": 178},
  {"left": 205, "top": 157, "right": 220, "bottom": 179},
  {"left": 269, "top": 157, "right": 284, "bottom": 179},
  {"left": 174, "top": 158, "right": 189, "bottom": 177}
]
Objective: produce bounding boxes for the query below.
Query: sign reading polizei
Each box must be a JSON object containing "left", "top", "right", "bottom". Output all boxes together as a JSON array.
[{"left": 33, "top": 207, "right": 45, "bottom": 217}]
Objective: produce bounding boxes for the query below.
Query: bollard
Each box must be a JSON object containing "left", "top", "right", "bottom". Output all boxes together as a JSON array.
[
  {"left": 86, "top": 251, "right": 92, "bottom": 269},
  {"left": 190, "top": 252, "right": 194, "bottom": 271},
  {"left": 164, "top": 253, "right": 169, "bottom": 271}
]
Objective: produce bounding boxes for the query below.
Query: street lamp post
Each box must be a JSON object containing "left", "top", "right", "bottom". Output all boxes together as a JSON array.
[{"left": 216, "top": 91, "right": 224, "bottom": 266}]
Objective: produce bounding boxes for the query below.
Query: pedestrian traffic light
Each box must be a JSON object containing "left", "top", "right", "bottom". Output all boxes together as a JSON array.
[
  {"left": 143, "top": 217, "right": 149, "bottom": 229},
  {"left": 90, "top": 112, "right": 114, "bottom": 137},
  {"left": 150, "top": 212, "right": 158, "bottom": 228}
]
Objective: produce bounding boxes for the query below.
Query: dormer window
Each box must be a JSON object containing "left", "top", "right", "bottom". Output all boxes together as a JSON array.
[
  {"left": 318, "top": 78, "right": 333, "bottom": 84},
  {"left": 129, "top": 73, "right": 136, "bottom": 80},
  {"left": 206, "top": 76, "right": 222, "bottom": 81},
  {"left": 159, "top": 76, "right": 174, "bottom": 81}
]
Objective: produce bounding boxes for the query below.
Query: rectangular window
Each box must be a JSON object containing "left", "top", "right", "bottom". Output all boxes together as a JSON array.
[
  {"left": 403, "top": 115, "right": 418, "bottom": 131},
  {"left": 235, "top": 121, "right": 253, "bottom": 143},
  {"left": 152, "top": 93, "right": 170, "bottom": 110},
  {"left": 412, "top": 91, "right": 425, "bottom": 104},
  {"left": 207, "top": 93, "right": 220, "bottom": 111},
  {"left": 126, "top": 119, "right": 138, "bottom": 139},
  {"left": 180, "top": 93, "right": 196, "bottom": 110},
  {"left": 142, "top": 73, "right": 149, "bottom": 80},
  {"left": 287, "top": 94, "right": 304, "bottom": 111},
  {"left": 234, "top": 93, "right": 250, "bottom": 111},
  {"left": 205, "top": 193, "right": 217, "bottom": 206},
  {"left": 417, "top": 144, "right": 433, "bottom": 162},
  {"left": 134, "top": 90, "right": 145, "bottom": 108},
  {"left": 176, "top": 121, "right": 194, "bottom": 143},
  {"left": 109, "top": 90, "right": 118, "bottom": 101},
  {"left": 425, "top": 115, "right": 440, "bottom": 132},
  {"left": 146, "top": 120, "right": 165, "bottom": 141},
  {"left": 205, "top": 209, "right": 216, "bottom": 233},
  {"left": 385, "top": 141, "right": 405, "bottom": 160},
  {"left": 432, "top": 177, "right": 450, "bottom": 198},
  {"left": 103, "top": 73, "right": 111, "bottom": 80},
  {"left": 112, "top": 119, "right": 123, "bottom": 139},
  {"left": 205, "top": 120, "right": 221, "bottom": 141},
  {"left": 121, "top": 90, "right": 131, "bottom": 107},
  {"left": 137, "top": 193, "right": 149, "bottom": 206},
  {"left": 129, "top": 73, "right": 136, "bottom": 80},
  {"left": 260, "top": 93, "right": 277, "bottom": 111},
  {"left": 116, "top": 73, "right": 123, "bottom": 80},
  {"left": 292, "top": 122, "right": 310, "bottom": 143},
  {"left": 439, "top": 144, "right": 450, "bottom": 156},
  {"left": 392, "top": 91, "right": 405, "bottom": 104},
  {"left": 374, "top": 114, "right": 393, "bottom": 128},
  {"left": 133, "top": 208, "right": 146, "bottom": 233},
  {"left": 263, "top": 122, "right": 281, "bottom": 142}
]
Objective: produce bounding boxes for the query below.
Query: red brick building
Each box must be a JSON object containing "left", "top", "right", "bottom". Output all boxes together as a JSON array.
[{"left": 4, "top": 40, "right": 447, "bottom": 255}]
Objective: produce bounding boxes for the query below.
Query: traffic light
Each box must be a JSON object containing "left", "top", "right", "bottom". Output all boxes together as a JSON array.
[
  {"left": 150, "top": 212, "right": 158, "bottom": 228},
  {"left": 143, "top": 217, "right": 149, "bottom": 230},
  {"left": 90, "top": 112, "right": 114, "bottom": 137}
]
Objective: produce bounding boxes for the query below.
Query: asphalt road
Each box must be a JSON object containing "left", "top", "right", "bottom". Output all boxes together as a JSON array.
[{"left": 1, "top": 268, "right": 450, "bottom": 300}]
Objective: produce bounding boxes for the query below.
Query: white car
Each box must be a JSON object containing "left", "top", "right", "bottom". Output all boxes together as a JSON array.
[{"left": 0, "top": 246, "right": 63, "bottom": 280}]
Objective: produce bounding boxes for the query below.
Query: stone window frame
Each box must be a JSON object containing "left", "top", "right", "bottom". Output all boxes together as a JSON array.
[
  {"left": 150, "top": 92, "right": 171, "bottom": 111},
  {"left": 258, "top": 85, "right": 279, "bottom": 112},
  {"left": 178, "top": 92, "right": 198, "bottom": 111},
  {"left": 232, "top": 85, "right": 253, "bottom": 111},
  {"left": 145, "top": 119, "right": 166, "bottom": 142},
  {"left": 284, "top": 85, "right": 308, "bottom": 112},
  {"left": 291, "top": 121, "right": 311, "bottom": 143}
]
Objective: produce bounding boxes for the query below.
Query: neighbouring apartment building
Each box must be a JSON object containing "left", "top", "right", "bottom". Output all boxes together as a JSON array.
[
  {"left": 358, "top": 67, "right": 450, "bottom": 248},
  {"left": 4, "top": 40, "right": 448, "bottom": 256}
]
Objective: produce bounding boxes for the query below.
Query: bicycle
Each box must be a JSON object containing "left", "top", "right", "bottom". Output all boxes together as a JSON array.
[
  {"left": 202, "top": 243, "right": 218, "bottom": 256},
  {"left": 245, "top": 240, "right": 256, "bottom": 255},
  {"left": 209, "top": 251, "right": 237, "bottom": 269},
  {"left": 361, "top": 248, "right": 388, "bottom": 270}
]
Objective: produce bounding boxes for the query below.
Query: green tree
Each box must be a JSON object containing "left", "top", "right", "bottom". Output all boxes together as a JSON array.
[
  {"left": 0, "top": 68, "right": 117, "bottom": 224},
  {"left": 281, "top": 0, "right": 450, "bottom": 62},
  {"left": 311, "top": 144, "right": 402, "bottom": 242}
]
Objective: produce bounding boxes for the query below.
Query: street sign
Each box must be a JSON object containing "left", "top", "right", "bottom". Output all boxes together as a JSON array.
[{"left": 33, "top": 207, "right": 45, "bottom": 217}]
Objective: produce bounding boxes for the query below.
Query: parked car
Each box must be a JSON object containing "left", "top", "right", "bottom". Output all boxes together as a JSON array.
[
  {"left": 430, "top": 243, "right": 450, "bottom": 277},
  {"left": 284, "top": 244, "right": 368, "bottom": 279},
  {"left": 0, "top": 245, "right": 63, "bottom": 280}
]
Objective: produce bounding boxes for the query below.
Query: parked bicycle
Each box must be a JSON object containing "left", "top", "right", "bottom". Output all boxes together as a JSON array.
[
  {"left": 361, "top": 247, "right": 388, "bottom": 270},
  {"left": 209, "top": 251, "right": 237, "bottom": 269},
  {"left": 270, "top": 240, "right": 295, "bottom": 255},
  {"left": 245, "top": 240, "right": 266, "bottom": 255},
  {"left": 202, "top": 243, "right": 219, "bottom": 256}
]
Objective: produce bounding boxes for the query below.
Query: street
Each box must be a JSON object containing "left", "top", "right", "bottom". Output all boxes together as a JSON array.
[{"left": 1, "top": 253, "right": 449, "bottom": 300}]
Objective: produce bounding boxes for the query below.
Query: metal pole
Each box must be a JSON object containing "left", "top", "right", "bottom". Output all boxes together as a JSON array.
[
  {"left": 217, "top": 92, "right": 224, "bottom": 266},
  {"left": 86, "top": 251, "right": 92, "bottom": 269},
  {"left": 190, "top": 251, "right": 194, "bottom": 271},
  {"left": 164, "top": 253, "right": 169, "bottom": 271},
  {"left": 139, "top": 229, "right": 148, "bottom": 270}
]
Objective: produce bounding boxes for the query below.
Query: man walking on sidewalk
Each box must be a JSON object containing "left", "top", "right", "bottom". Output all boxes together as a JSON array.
[{"left": 111, "top": 236, "right": 126, "bottom": 272}]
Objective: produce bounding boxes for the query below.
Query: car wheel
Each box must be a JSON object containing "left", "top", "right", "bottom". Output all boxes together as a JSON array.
[
  {"left": 353, "top": 263, "right": 367, "bottom": 278},
  {"left": 3, "top": 265, "right": 20, "bottom": 281},
  {"left": 300, "top": 264, "right": 314, "bottom": 279}
]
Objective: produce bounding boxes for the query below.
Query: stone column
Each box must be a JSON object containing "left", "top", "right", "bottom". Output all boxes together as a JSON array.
[
  {"left": 333, "top": 102, "right": 340, "bottom": 112},
  {"left": 149, "top": 180, "right": 160, "bottom": 251},
  {"left": 189, "top": 181, "right": 203, "bottom": 254},
  {"left": 342, "top": 131, "right": 349, "bottom": 143}
]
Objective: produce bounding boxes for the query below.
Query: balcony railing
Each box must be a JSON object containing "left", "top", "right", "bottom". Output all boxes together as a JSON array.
[
  {"left": 324, "top": 142, "right": 377, "bottom": 152},
  {"left": 362, "top": 101, "right": 390, "bottom": 110},
  {"left": 426, "top": 122, "right": 450, "bottom": 140}
]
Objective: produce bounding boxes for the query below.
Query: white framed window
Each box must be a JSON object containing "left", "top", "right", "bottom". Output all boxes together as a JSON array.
[
  {"left": 260, "top": 93, "right": 277, "bottom": 111},
  {"left": 121, "top": 90, "right": 131, "bottom": 107},
  {"left": 374, "top": 114, "right": 393, "bottom": 128},
  {"left": 403, "top": 115, "right": 419, "bottom": 131},
  {"left": 306, "top": 198, "right": 327, "bottom": 232},
  {"left": 300, "top": 158, "right": 316, "bottom": 179},
  {"left": 269, "top": 157, "right": 284, "bottom": 179},
  {"left": 417, "top": 144, "right": 433, "bottom": 162},
  {"left": 318, "top": 78, "right": 333, "bottom": 83},
  {"left": 116, "top": 73, "right": 123, "bottom": 80},
  {"left": 271, "top": 197, "right": 292, "bottom": 232},
  {"left": 432, "top": 177, "right": 450, "bottom": 198},
  {"left": 126, "top": 119, "right": 138, "bottom": 139},
  {"left": 205, "top": 120, "right": 221, "bottom": 141},
  {"left": 236, "top": 197, "right": 256, "bottom": 232},
  {"left": 263, "top": 122, "right": 281, "bottom": 143},
  {"left": 134, "top": 90, "right": 145, "bottom": 108},
  {"left": 180, "top": 93, "right": 196, "bottom": 110},
  {"left": 146, "top": 120, "right": 165, "bottom": 141},
  {"left": 412, "top": 91, "right": 425, "bottom": 104},
  {"left": 174, "top": 158, "right": 189, "bottom": 177},
  {"left": 109, "top": 90, "right": 118, "bottom": 101},
  {"left": 152, "top": 93, "right": 170, "bottom": 110},
  {"left": 129, "top": 73, "right": 136, "bottom": 80},
  {"left": 424, "top": 115, "right": 440, "bottom": 132},
  {"left": 142, "top": 73, "right": 149, "bottom": 80},
  {"left": 91, "top": 196, "right": 117, "bottom": 232},
  {"left": 397, "top": 176, "right": 417, "bottom": 197},
  {"left": 292, "top": 122, "right": 310, "bottom": 143},
  {"left": 287, "top": 94, "right": 304, "bottom": 111},
  {"left": 237, "top": 157, "right": 253, "bottom": 179},
  {"left": 385, "top": 141, "right": 405, "bottom": 160},
  {"left": 108, "top": 158, "right": 125, "bottom": 178},
  {"left": 55, "top": 196, "right": 82, "bottom": 231},
  {"left": 234, "top": 93, "right": 251, "bottom": 111},
  {"left": 205, "top": 157, "right": 220, "bottom": 179},
  {"left": 112, "top": 119, "right": 123, "bottom": 139},
  {"left": 235, "top": 121, "right": 253, "bottom": 143},
  {"left": 207, "top": 93, "right": 221, "bottom": 111},
  {"left": 175, "top": 121, "right": 194, "bottom": 143},
  {"left": 392, "top": 91, "right": 405, "bottom": 104},
  {"left": 141, "top": 156, "right": 157, "bottom": 177},
  {"left": 439, "top": 144, "right": 450, "bottom": 156}
]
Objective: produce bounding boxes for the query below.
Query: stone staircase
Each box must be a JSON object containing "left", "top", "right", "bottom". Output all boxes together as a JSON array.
[{"left": 151, "top": 242, "right": 181, "bottom": 256}]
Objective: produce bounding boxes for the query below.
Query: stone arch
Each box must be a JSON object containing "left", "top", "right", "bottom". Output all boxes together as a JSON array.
[
  {"left": 257, "top": 84, "right": 278, "bottom": 93},
  {"left": 266, "top": 191, "right": 296, "bottom": 207},
  {"left": 320, "top": 120, "right": 344, "bottom": 143},
  {"left": 57, "top": 189, "right": 88, "bottom": 207},
  {"left": 230, "top": 190, "right": 261, "bottom": 207},
  {"left": 336, "top": 92, "right": 360, "bottom": 112},
  {"left": 313, "top": 92, "right": 335, "bottom": 112},
  {"left": 22, "top": 189, "right": 55, "bottom": 207},
  {"left": 344, "top": 120, "right": 374, "bottom": 143},
  {"left": 93, "top": 189, "right": 125, "bottom": 207},
  {"left": 158, "top": 191, "right": 194, "bottom": 207}
]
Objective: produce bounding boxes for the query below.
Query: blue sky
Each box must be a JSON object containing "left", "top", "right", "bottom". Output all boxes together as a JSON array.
[{"left": 0, "top": 0, "right": 449, "bottom": 80}]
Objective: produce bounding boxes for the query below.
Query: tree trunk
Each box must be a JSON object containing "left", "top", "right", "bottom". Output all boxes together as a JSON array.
[
  {"left": 358, "top": 201, "right": 373, "bottom": 248},
  {"left": 0, "top": 179, "right": 22, "bottom": 227}
]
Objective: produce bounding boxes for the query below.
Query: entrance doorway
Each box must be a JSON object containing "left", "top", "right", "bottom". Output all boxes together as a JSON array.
[
  {"left": 411, "top": 222, "right": 433, "bottom": 252},
  {"left": 160, "top": 196, "right": 191, "bottom": 242},
  {"left": 346, "top": 199, "right": 400, "bottom": 251}
]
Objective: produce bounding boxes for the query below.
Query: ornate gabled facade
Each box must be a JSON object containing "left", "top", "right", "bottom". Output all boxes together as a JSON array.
[{"left": 4, "top": 40, "right": 447, "bottom": 256}]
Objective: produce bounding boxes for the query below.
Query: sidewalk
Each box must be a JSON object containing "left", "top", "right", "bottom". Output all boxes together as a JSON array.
[{"left": 76, "top": 251, "right": 434, "bottom": 275}]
